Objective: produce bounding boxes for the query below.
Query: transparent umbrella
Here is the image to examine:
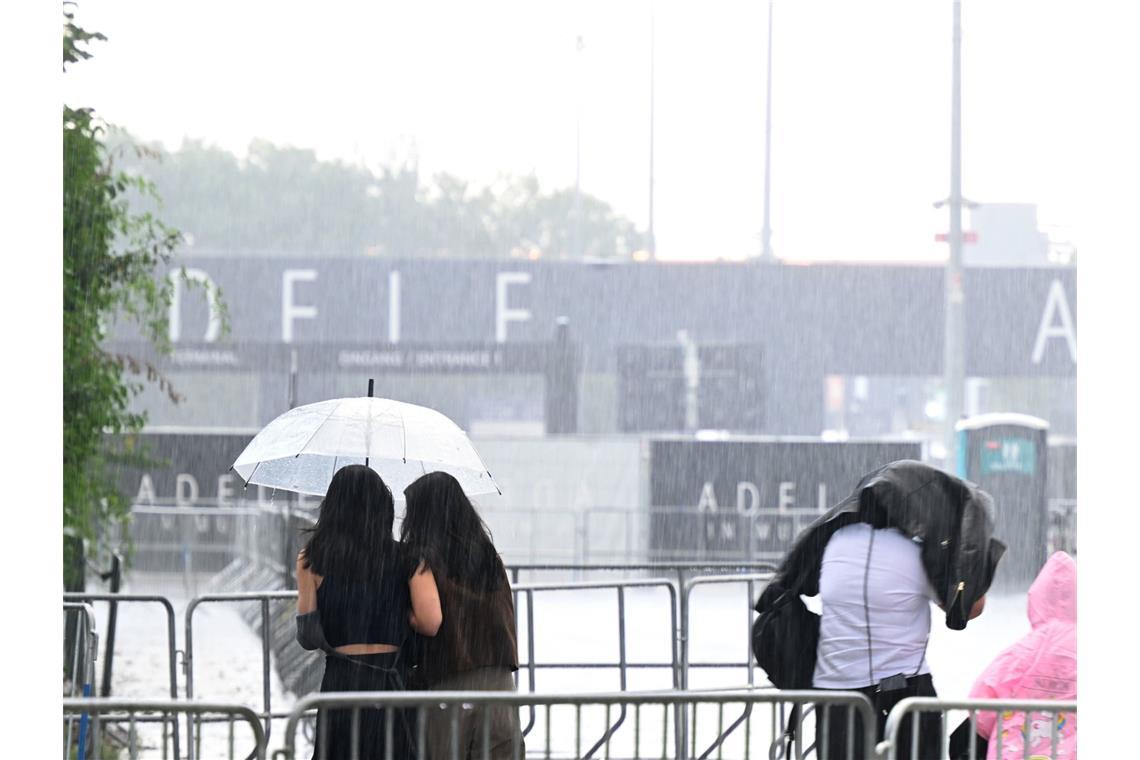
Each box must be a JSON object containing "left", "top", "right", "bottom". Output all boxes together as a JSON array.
[{"left": 231, "top": 395, "right": 499, "bottom": 497}]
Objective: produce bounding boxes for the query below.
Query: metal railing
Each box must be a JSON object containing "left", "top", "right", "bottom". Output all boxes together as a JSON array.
[
  {"left": 63, "top": 602, "right": 98, "bottom": 760},
  {"left": 679, "top": 573, "right": 773, "bottom": 756},
  {"left": 181, "top": 570, "right": 785, "bottom": 759},
  {"left": 189, "top": 501, "right": 794, "bottom": 579},
  {"left": 512, "top": 578, "right": 682, "bottom": 753},
  {"left": 272, "top": 689, "right": 878, "bottom": 760},
  {"left": 62, "top": 699, "right": 266, "bottom": 760},
  {"left": 131, "top": 496, "right": 1077, "bottom": 588},
  {"left": 507, "top": 563, "right": 778, "bottom": 689},
  {"left": 185, "top": 591, "right": 299, "bottom": 758},
  {"left": 508, "top": 561, "right": 780, "bottom": 582},
  {"left": 64, "top": 592, "right": 182, "bottom": 760},
  {"left": 182, "top": 579, "right": 681, "bottom": 738},
  {"left": 876, "top": 697, "right": 1078, "bottom": 760},
  {"left": 1047, "top": 499, "right": 1077, "bottom": 555}
]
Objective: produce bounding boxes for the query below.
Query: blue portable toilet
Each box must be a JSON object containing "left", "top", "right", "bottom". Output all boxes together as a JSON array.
[{"left": 955, "top": 413, "right": 1049, "bottom": 589}]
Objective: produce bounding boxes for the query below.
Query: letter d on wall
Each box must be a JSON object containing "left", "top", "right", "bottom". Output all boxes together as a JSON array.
[
  {"left": 175, "top": 474, "right": 200, "bottom": 506},
  {"left": 168, "top": 268, "right": 223, "bottom": 342},
  {"left": 737, "top": 482, "right": 760, "bottom": 516}
]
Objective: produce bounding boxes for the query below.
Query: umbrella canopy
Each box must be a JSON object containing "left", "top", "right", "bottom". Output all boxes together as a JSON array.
[{"left": 232, "top": 396, "right": 499, "bottom": 497}]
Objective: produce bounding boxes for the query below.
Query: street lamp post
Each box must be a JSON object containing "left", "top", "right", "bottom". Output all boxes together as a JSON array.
[
  {"left": 942, "top": 0, "right": 966, "bottom": 465},
  {"left": 648, "top": 4, "right": 657, "bottom": 260},
  {"left": 573, "top": 34, "right": 584, "bottom": 260},
  {"left": 760, "top": 0, "right": 774, "bottom": 261}
]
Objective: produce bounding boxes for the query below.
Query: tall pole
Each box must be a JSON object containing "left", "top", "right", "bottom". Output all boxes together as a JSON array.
[
  {"left": 573, "top": 35, "right": 584, "bottom": 260},
  {"left": 760, "top": 0, "right": 774, "bottom": 261},
  {"left": 648, "top": 3, "right": 657, "bottom": 260},
  {"left": 943, "top": 0, "right": 966, "bottom": 465}
]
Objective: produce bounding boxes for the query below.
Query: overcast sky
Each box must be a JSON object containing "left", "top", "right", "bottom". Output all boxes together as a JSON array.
[{"left": 63, "top": 0, "right": 1137, "bottom": 263}]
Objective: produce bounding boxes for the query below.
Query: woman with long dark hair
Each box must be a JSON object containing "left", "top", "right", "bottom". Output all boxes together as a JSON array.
[
  {"left": 295, "top": 464, "right": 442, "bottom": 760},
  {"left": 401, "top": 471, "right": 523, "bottom": 760}
]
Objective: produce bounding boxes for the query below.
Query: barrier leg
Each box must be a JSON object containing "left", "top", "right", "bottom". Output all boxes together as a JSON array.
[{"left": 76, "top": 681, "right": 91, "bottom": 760}]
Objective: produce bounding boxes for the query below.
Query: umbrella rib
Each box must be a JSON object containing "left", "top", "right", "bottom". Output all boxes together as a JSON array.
[
  {"left": 293, "top": 402, "right": 343, "bottom": 459},
  {"left": 240, "top": 460, "right": 263, "bottom": 489},
  {"left": 468, "top": 444, "right": 502, "bottom": 495}
]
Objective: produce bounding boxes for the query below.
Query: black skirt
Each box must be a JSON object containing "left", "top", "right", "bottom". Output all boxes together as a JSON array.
[{"left": 312, "top": 652, "right": 414, "bottom": 760}]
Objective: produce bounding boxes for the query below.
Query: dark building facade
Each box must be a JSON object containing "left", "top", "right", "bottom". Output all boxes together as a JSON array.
[{"left": 113, "top": 258, "right": 1076, "bottom": 439}]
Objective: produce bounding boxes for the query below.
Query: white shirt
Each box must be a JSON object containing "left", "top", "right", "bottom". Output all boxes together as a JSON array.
[{"left": 812, "top": 523, "right": 938, "bottom": 689}]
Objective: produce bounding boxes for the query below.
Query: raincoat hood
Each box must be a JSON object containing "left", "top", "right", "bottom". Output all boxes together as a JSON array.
[
  {"left": 967, "top": 551, "right": 1077, "bottom": 758},
  {"left": 1027, "top": 551, "right": 1077, "bottom": 629}
]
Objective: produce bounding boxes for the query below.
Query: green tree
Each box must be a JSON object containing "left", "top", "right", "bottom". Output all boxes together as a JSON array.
[
  {"left": 108, "top": 135, "right": 646, "bottom": 260},
  {"left": 488, "top": 175, "right": 645, "bottom": 260},
  {"left": 63, "top": 4, "right": 225, "bottom": 589}
]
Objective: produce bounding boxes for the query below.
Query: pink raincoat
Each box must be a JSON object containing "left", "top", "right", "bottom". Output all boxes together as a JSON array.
[{"left": 969, "top": 551, "right": 1077, "bottom": 759}]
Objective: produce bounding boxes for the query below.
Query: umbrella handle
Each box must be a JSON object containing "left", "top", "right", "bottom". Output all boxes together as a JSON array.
[{"left": 365, "top": 378, "right": 374, "bottom": 466}]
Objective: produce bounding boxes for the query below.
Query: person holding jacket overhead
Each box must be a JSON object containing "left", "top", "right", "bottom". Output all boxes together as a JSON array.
[{"left": 753, "top": 460, "right": 1004, "bottom": 760}]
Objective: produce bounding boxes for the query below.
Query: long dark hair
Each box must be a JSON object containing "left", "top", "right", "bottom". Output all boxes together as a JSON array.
[
  {"left": 401, "top": 471, "right": 503, "bottom": 591},
  {"left": 302, "top": 464, "right": 397, "bottom": 581}
]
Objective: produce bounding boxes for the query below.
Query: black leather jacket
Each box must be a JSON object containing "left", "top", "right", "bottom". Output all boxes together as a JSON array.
[{"left": 771, "top": 460, "right": 1005, "bottom": 630}]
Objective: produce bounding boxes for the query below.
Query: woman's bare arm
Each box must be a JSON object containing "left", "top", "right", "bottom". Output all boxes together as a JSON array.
[
  {"left": 409, "top": 562, "right": 443, "bottom": 636},
  {"left": 296, "top": 552, "right": 318, "bottom": 615}
]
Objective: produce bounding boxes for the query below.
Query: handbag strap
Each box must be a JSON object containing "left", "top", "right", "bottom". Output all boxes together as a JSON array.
[
  {"left": 863, "top": 528, "right": 877, "bottom": 689},
  {"left": 862, "top": 527, "right": 931, "bottom": 688}
]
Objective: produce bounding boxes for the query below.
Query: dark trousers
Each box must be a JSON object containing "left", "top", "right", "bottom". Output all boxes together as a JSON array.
[
  {"left": 815, "top": 673, "right": 942, "bottom": 760},
  {"left": 425, "top": 668, "right": 524, "bottom": 760}
]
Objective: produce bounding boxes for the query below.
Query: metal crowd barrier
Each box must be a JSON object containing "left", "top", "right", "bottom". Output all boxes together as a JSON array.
[
  {"left": 507, "top": 561, "right": 779, "bottom": 583},
  {"left": 63, "top": 602, "right": 98, "bottom": 760},
  {"left": 680, "top": 574, "right": 769, "bottom": 683},
  {"left": 509, "top": 564, "right": 778, "bottom": 684},
  {"left": 185, "top": 591, "right": 299, "bottom": 758},
  {"left": 183, "top": 579, "right": 682, "bottom": 746},
  {"left": 876, "top": 697, "right": 1078, "bottom": 760},
  {"left": 62, "top": 699, "right": 266, "bottom": 760},
  {"left": 182, "top": 571, "right": 786, "bottom": 759},
  {"left": 64, "top": 592, "right": 182, "bottom": 760},
  {"left": 678, "top": 574, "right": 772, "bottom": 756},
  {"left": 511, "top": 578, "right": 681, "bottom": 750},
  {"left": 272, "top": 689, "right": 877, "bottom": 760}
]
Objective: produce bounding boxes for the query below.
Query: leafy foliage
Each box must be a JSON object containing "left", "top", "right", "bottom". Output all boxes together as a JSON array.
[
  {"left": 63, "top": 2, "right": 105, "bottom": 68},
  {"left": 63, "top": 6, "right": 226, "bottom": 577},
  {"left": 106, "top": 135, "right": 648, "bottom": 260}
]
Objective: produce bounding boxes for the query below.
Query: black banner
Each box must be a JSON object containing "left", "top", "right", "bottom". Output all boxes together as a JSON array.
[
  {"left": 648, "top": 438, "right": 923, "bottom": 560},
  {"left": 115, "top": 431, "right": 271, "bottom": 505}
]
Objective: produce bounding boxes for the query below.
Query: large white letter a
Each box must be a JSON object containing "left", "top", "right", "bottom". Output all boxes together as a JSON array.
[{"left": 1031, "top": 279, "right": 1077, "bottom": 365}]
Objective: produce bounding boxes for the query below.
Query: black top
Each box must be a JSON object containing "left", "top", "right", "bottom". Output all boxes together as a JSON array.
[{"left": 316, "top": 544, "right": 412, "bottom": 648}]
